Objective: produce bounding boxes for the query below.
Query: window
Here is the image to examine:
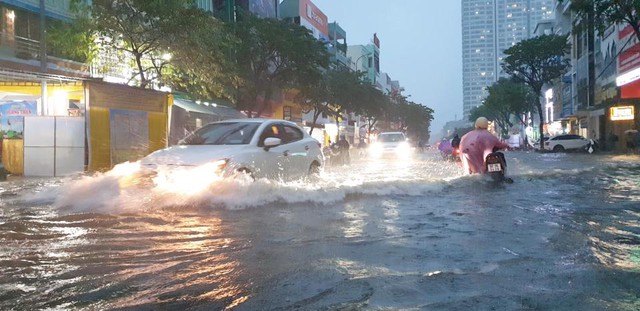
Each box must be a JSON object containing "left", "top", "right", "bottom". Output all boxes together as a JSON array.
[
  {"left": 180, "top": 122, "right": 260, "bottom": 145},
  {"left": 258, "top": 124, "right": 283, "bottom": 147},
  {"left": 282, "top": 125, "right": 304, "bottom": 144}
]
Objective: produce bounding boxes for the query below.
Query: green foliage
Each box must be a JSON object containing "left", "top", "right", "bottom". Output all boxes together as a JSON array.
[
  {"left": 562, "top": 0, "right": 640, "bottom": 41},
  {"left": 502, "top": 34, "right": 570, "bottom": 148},
  {"left": 47, "top": 18, "right": 96, "bottom": 63},
  {"left": 387, "top": 93, "right": 434, "bottom": 142},
  {"left": 88, "top": 0, "right": 215, "bottom": 88},
  {"left": 296, "top": 68, "right": 386, "bottom": 135},
  {"left": 233, "top": 13, "right": 329, "bottom": 117},
  {"left": 472, "top": 78, "right": 537, "bottom": 136},
  {"left": 164, "top": 11, "right": 239, "bottom": 101}
]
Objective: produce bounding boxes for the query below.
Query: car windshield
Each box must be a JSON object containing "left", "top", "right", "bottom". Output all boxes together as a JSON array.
[
  {"left": 179, "top": 122, "right": 260, "bottom": 145},
  {"left": 378, "top": 134, "right": 405, "bottom": 142}
]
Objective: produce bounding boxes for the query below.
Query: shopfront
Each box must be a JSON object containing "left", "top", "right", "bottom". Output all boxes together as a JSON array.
[
  {"left": 0, "top": 78, "right": 172, "bottom": 175},
  {"left": 0, "top": 77, "right": 86, "bottom": 176}
]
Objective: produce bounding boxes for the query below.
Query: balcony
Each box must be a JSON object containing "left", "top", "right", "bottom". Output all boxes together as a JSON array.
[
  {"left": 0, "top": 32, "right": 90, "bottom": 78},
  {"left": 329, "top": 46, "right": 350, "bottom": 67},
  {"left": 0, "top": 33, "right": 41, "bottom": 60}
]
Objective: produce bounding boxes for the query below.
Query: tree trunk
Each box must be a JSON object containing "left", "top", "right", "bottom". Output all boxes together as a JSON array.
[
  {"left": 335, "top": 113, "right": 340, "bottom": 142},
  {"left": 536, "top": 97, "right": 545, "bottom": 150},
  {"left": 135, "top": 52, "right": 148, "bottom": 88},
  {"left": 254, "top": 88, "right": 271, "bottom": 118},
  {"left": 309, "top": 109, "right": 322, "bottom": 136}
]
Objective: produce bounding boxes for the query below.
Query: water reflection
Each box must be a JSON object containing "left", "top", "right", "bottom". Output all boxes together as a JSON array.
[{"left": 0, "top": 211, "right": 250, "bottom": 310}]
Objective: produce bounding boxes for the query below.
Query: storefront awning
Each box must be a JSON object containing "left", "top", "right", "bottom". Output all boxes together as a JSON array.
[
  {"left": 0, "top": 68, "right": 82, "bottom": 84},
  {"left": 173, "top": 98, "right": 245, "bottom": 119}
]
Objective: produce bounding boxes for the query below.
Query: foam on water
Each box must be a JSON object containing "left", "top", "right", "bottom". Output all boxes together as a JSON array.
[
  {"left": 14, "top": 152, "right": 639, "bottom": 214},
  {"left": 29, "top": 160, "right": 451, "bottom": 213}
]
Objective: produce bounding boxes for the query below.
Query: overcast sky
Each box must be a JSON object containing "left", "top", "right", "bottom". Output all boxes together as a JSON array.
[{"left": 312, "top": 0, "right": 463, "bottom": 138}]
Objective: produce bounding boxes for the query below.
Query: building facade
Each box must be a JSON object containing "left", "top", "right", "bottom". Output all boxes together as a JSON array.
[
  {"left": 462, "top": 0, "right": 554, "bottom": 120},
  {"left": 212, "top": 0, "right": 279, "bottom": 22}
]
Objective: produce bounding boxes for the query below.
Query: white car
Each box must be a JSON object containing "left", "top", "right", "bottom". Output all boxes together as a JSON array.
[
  {"left": 369, "top": 132, "right": 412, "bottom": 157},
  {"left": 141, "top": 119, "right": 324, "bottom": 180},
  {"left": 544, "top": 134, "right": 589, "bottom": 152}
]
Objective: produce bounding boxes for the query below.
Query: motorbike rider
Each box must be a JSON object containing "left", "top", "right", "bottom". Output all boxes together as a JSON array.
[
  {"left": 459, "top": 117, "right": 509, "bottom": 174},
  {"left": 438, "top": 137, "right": 453, "bottom": 159},
  {"left": 335, "top": 134, "right": 351, "bottom": 165},
  {"left": 451, "top": 133, "right": 460, "bottom": 149}
]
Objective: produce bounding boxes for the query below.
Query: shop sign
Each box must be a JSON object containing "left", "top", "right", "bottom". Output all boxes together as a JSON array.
[
  {"left": 0, "top": 100, "right": 37, "bottom": 138},
  {"left": 610, "top": 106, "right": 635, "bottom": 121}
]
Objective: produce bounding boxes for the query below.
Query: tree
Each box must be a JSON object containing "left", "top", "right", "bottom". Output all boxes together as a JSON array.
[
  {"left": 562, "top": 0, "right": 640, "bottom": 41},
  {"left": 233, "top": 14, "right": 329, "bottom": 117},
  {"left": 47, "top": 18, "right": 96, "bottom": 63},
  {"left": 88, "top": 0, "right": 212, "bottom": 88},
  {"left": 502, "top": 35, "right": 570, "bottom": 149},
  {"left": 401, "top": 101, "right": 434, "bottom": 143},
  {"left": 474, "top": 78, "right": 538, "bottom": 136},
  {"left": 296, "top": 69, "right": 373, "bottom": 135},
  {"left": 166, "top": 15, "right": 239, "bottom": 101},
  {"left": 359, "top": 87, "right": 389, "bottom": 139},
  {"left": 386, "top": 93, "right": 434, "bottom": 143}
]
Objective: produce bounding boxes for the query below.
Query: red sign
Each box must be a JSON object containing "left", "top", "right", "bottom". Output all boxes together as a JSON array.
[
  {"left": 618, "top": 25, "right": 640, "bottom": 74},
  {"left": 373, "top": 33, "right": 380, "bottom": 49},
  {"left": 299, "top": 0, "right": 328, "bottom": 37}
]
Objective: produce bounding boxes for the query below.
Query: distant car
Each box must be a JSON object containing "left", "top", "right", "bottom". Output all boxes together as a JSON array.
[
  {"left": 140, "top": 119, "right": 324, "bottom": 180},
  {"left": 368, "top": 132, "right": 412, "bottom": 157},
  {"left": 542, "top": 134, "right": 589, "bottom": 152}
]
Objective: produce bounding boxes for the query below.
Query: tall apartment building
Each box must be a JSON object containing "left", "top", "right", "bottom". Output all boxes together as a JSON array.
[{"left": 461, "top": 0, "right": 554, "bottom": 120}]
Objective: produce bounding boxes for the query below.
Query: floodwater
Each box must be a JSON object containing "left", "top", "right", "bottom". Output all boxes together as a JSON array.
[{"left": 0, "top": 150, "right": 639, "bottom": 310}]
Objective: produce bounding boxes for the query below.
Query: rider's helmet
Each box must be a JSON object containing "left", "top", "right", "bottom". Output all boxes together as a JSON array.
[{"left": 475, "top": 117, "right": 489, "bottom": 129}]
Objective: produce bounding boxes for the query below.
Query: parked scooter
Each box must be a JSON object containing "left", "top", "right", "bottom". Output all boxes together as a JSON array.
[{"left": 584, "top": 139, "right": 598, "bottom": 154}]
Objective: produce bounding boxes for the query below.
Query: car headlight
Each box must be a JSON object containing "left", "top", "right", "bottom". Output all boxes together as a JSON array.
[
  {"left": 369, "top": 143, "right": 383, "bottom": 156},
  {"left": 396, "top": 142, "right": 411, "bottom": 153}
]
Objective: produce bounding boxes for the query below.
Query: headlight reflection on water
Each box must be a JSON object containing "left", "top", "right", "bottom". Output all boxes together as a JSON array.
[{"left": 152, "top": 161, "right": 227, "bottom": 196}]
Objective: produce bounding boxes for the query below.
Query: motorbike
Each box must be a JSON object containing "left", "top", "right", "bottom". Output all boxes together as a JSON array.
[
  {"left": 441, "top": 147, "right": 461, "bottom": 162},
  {"left": 584, "top": 139, "right": 598, "bottom": 154},
  {"left": 484, "top": 147, "right": 512, "bottom": 183}
]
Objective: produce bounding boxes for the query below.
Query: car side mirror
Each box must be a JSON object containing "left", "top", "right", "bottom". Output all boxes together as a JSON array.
[{"left": 263, "top": 137, "right": 281, "bottom": 151}]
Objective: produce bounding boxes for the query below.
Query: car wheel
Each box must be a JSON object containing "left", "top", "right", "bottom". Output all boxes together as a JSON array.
[
  {"left": 553, "top": 145, "right": 565, "bottom": 152},
  {"left": 308, "top": 162, "right": 321, "bottom": 176}
]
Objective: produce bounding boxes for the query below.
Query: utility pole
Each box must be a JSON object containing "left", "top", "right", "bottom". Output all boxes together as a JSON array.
[{"left": 39, "top": 0, "right": 47, "bottom": 116}]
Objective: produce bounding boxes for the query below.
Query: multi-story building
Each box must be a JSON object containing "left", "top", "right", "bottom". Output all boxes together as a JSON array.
[
  {"left": 347, "top": 37, "right": 380, "bottom": 88},
  {"left": 212, "top": 0, "right": 279, "bottom": 22},
  {"left": 328, "top": 22, "right": 349, "bottom": 69},
  {"left": 462, "top": 0, "right": 554, "bottom": 120}
]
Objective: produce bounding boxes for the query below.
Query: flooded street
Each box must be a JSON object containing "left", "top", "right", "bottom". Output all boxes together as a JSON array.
[{"left": 1, "top": 150, "right": 639, "bottom": 310}]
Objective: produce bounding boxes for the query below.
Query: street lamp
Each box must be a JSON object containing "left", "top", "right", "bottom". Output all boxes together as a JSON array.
[{"left": 354, "top": 53, "right": 372, "bottom": 73}]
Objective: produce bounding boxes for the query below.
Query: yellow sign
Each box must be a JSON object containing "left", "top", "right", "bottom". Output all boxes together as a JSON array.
[{"left": 610, "top": 106, "right": 635, "bottom": 121}]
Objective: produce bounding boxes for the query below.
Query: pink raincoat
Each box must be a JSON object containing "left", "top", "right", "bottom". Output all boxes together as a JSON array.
[{"left": 459, "top": 129, "right": 509, "bottom": 174}]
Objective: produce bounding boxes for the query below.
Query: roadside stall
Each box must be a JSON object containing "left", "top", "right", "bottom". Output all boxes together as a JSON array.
[{"left": 85, "top": 81, "right": 170, "bottom": 171}]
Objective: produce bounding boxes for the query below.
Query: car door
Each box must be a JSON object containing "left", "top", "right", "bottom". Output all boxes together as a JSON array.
[
  {"left": 255, "top": 123, "right": 290, "bottom": 179},
  {"left": 570, "top": 135, "right": 587, "bottom": 149},
  {"left": 280, "top": 124, "right": 309, "bottom": 177}
]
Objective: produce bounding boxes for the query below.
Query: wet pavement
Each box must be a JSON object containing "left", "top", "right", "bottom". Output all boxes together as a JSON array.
[{"left": 0, "top": 150, "right": 639, "bottom": 310}]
